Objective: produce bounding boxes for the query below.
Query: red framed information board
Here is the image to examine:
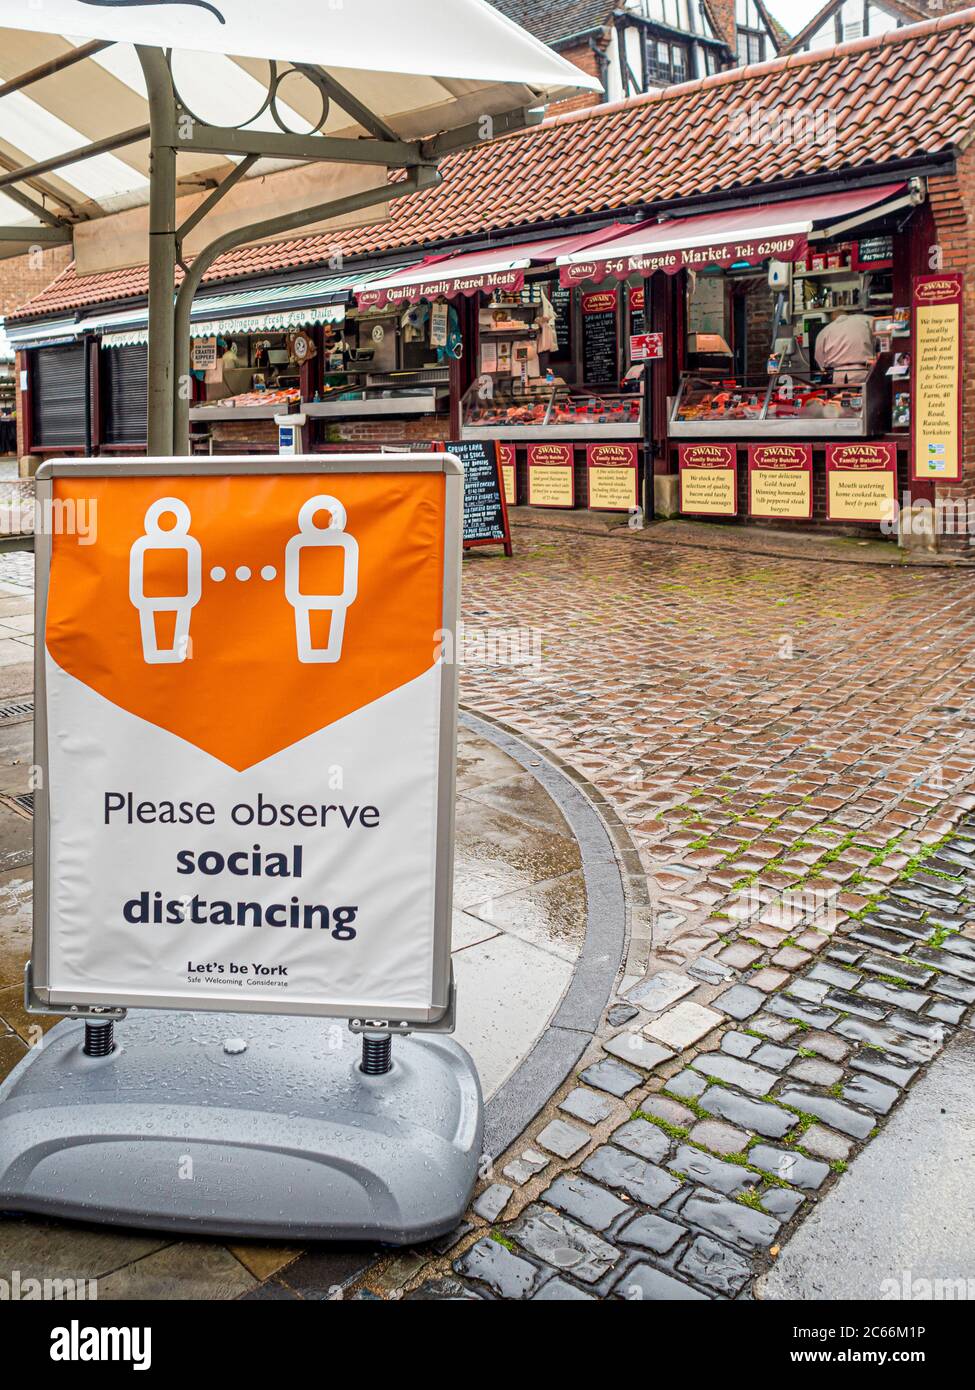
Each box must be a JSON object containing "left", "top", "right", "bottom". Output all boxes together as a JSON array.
[
  {"left": 587, "top": 443, "right": 639, "bottom": 511},
  {"left": 678, "top": 443, "right": 737, "bottom": 516},
  {"left": 826, "top": 442, "right": 897, "bottom": 522},
  {"left": 497, "top": 441, "right": 517, "bottom": 507},
  {"left": 911, "top": 272, "right": 963, "bottom": 483},
  {"left": 527, "top": 443, "right": 575, "bottom": 508},
  {"left": 747, "top": 443, "right": 813, "bottom": 520}
]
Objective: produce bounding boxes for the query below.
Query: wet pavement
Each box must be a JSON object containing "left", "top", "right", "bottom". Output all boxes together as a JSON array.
[
  {"left": 0, "top": 550, "right": 586, "bottom": 1296},
  {"left": 2, "top": 519, "right": 975, "bottom": 1299},
  {"left": 375, "top": 523, "right": 975, "bottom": 1301}
]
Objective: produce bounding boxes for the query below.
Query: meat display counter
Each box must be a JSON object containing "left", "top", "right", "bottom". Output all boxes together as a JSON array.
[
  {"left": 303, "top": 367, "right": 450, "bottom": 418},
  {"left": 461, "top": 379, "right": 642, "bottom": 440},
  {"left": 668, "top": 358, "right": 892, "bottom": 438}
]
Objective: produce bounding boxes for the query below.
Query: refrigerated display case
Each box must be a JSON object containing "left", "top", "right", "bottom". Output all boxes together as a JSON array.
[
  {"left": 669, "top": 358, "right": 892, "bottom": 438},
  {"left": 461, "top": 379, "right": 642, "bottom": 440}
]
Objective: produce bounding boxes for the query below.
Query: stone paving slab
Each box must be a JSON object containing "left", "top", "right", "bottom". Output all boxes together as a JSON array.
[{"left": 758, "top": 1028, "right": 975, "bottom": 1301}]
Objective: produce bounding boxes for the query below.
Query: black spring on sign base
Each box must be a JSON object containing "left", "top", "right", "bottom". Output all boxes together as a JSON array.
[
  {"left": 360, "top": 1032, "right": 392, "bottom": 1076},
  {"left": 83, "top": 1020, "right": 115, "bottom": 1057}
]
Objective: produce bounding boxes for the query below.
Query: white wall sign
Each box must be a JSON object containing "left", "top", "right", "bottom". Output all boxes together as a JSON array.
[
  {"left": 191, "top": 337, "right": 218, "bottom": 371},
  {"left": 32, "top": 456, "right": 462, "bottom": 1024}
]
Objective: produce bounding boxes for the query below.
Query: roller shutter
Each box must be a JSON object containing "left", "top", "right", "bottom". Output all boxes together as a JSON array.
[
  {"left": 31, "top": 344, "right": 88, "bottom": 448},
  {"left": 102, "top": 344, "right": 148, "bottom": 446}
]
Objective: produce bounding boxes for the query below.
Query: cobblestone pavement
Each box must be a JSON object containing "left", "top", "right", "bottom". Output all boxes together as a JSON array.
[
  {"left": 3, "top": 525, "right": 975, "bottom": 1301},
  {"left": 359, "top": 527, "right": 975, "bottom": 1301}
]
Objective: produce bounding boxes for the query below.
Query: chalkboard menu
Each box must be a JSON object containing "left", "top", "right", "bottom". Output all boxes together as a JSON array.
[
  {"left": 550, "top": 284, "right": 572, "bottom": 355},
  {"left": 629, "top": 287, "right": 645, "bottom": 339},
  {"left": 856, "top": 235, "right": 893, "bottom": 267},
  {"left": 446, "top": 440, "right": 513, "bottom": 554},
  {"left": 581, "top": 289, "right": 618, "bottom": 384}
]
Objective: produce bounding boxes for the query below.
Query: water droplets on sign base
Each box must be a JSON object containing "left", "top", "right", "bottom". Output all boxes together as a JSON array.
[{"left": 0, "top": 1009, "right": 482, "bottom": 1243}]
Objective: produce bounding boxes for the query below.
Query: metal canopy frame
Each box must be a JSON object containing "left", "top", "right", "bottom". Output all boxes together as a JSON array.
[{"left": 0, "top": 40, "right": 545, "bottom": 454}]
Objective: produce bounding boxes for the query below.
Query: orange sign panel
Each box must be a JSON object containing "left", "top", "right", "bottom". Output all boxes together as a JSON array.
[{"left": 35, "top": 460, "right": 458, "bottom": 1022}]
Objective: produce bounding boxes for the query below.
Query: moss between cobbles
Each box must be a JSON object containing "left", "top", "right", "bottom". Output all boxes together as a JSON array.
[
  {"left": 489, "top": 1231, "right": 516, "bottom": 1251},
  {"left": 661, "top": 1090, "right": 708, "bottom": 1120},
  {"left": 845, "top": 894, "right": 885, "bottom": 920},
  {"left": 631, "top": 1109, "right": 688, "bottom": 1141},
  {"left": 927, "top": 925, "right": 957, "bottom": 948},
  {"left": 773, "top": 1104, "right": 820, "bottom": 1134},
  {"left": 897, "top": 831, "right": 959, "bottom": 880}
]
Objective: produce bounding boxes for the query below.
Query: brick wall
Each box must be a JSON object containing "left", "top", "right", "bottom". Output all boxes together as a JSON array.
[
  {"left": 0, "top": 245, "right": 71, "bottom": 318},
  {"left": 739, "top": 275, "right": 775, "bottom": 377},
  {"left": 318, "top": 415, "right": 452, "bottom": 445},
  {"left": 928, "top": 158, "right": 974, "bottom": 553},
  {"left": 548, "top": 37, "right": 608, "bottom": 114},
  {"left": 14, "top": 352, "right": 25, "bottom": 461},
  {"left": 206, "top": 414, "right": 453, "bottom": 452},
  {"left": 706, "top": 0, "right": 737, "bottom": 52}
]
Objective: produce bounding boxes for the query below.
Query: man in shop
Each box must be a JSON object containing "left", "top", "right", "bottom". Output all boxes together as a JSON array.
[{"left": 813, "top": 306, "right": 877, "bottom": 384}]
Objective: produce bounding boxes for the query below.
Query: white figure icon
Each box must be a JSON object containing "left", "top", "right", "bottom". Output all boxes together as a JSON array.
[
  {"left": 129, "top": 498, "right": 202, "bottom": 664},
  {"left": 284, "top": 495, "right": 359, "bottom": 664}
]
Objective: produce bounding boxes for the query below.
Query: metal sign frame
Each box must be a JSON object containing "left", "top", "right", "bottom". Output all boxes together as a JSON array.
[{"left": 28, "top": 453, "right": 463, "bottom": 1029}]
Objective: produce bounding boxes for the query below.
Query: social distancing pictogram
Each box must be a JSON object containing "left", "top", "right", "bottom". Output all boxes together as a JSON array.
[
  {"left": 47, "top": 472, "right": 445, "bottom": 770},
  {"left": 129, "top": 493, "right": 360, "bottom": 666}
]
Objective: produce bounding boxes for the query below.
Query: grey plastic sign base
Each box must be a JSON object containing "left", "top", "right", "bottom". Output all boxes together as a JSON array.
[{"left": 0, "top": 1011, "right": 483, "bottom": 1244}]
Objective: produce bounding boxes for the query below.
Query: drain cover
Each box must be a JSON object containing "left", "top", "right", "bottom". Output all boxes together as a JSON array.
[
  {"left": 0, "top": 700, "right": 33, "bottom": 726},
  {"left": 0, "top": 791, "right": 33, "bottom": 819}
]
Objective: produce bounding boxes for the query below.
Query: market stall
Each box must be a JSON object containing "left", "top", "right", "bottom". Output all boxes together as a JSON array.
[
  {"left": 556, "top": 180, "right": 928, "bottom": 527},
  {"left": 342, "top": 227, "right": 647, "bottom": 481}
]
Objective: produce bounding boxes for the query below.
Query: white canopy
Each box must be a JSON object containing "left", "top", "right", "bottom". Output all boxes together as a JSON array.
[
  {"left": 0, "top": 0, "right": 598, "bottom": 255},
  {"left": 1, "top": 0, "right": 599, "bottom": 452}
]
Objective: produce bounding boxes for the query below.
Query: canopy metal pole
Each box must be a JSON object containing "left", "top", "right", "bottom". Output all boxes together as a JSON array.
[
  {"left": 170, "top": 165, "right": 441, "bottom": 454},
  {"left": 138, "top": 47, "right": 178, "bottom": 457}
]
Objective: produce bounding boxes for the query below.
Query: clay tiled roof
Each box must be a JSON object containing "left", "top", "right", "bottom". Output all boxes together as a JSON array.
[{"left": 10, "top": 8, "right": 975, "bottom": 324}]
